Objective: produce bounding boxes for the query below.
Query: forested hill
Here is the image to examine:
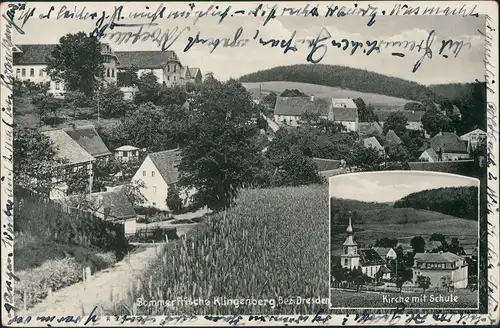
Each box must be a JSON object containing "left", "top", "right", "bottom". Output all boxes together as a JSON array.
[
  {"left": 393, "top": 186, "right": 479, "bottom": 220},
  {"left": 239, "top": 64, "right": 436, "bottom": 102},
  {"left": 428, "top": 83, "right": 478, "bottom": 103}
]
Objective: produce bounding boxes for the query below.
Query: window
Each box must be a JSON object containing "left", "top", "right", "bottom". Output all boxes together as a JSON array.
[
  {"left": 22, "top": 68, "right": 26, "bottom": 77},
  {"left": 344, "top": 248, "right": 348, "bottom": 255},
  {"left": 16, "top": 68, "right": 20, "bottom": 76},
  {"left": 30, "top": 68, "right": 34, "bottom": 76},
  {"left": 55, "top": 82, "right": 60, "bottom": 90},
  {"left": 174, "top": 65, "right": 177, "bottom": 72},
  {"left": 152, "top": 171, "right": 155, "bottom": 177},
  {"left": 39, "top": 69, "right": 44, "bottom": 76},
  {"left": 167, "top": 65, "right": 170, "bottom": 72},
  {"left": 111, "top": 69, "right": 115, "bottom": 77},
  {"left": 142, "top": 170, "right": 146, "bottom": 176},
  {"left": 167, "top": 76, "right": 170, "bottom": 81},
  {"left": 173, "top": 76, "right": 176, "bottom": 81},
  {"left": 152, "top": 202, "right": 157, "bottom": 206},
  {"left": 152, "top": 186, "right": 157, "bottom": 193},
  {"left": 122, "top": 151, "right": 128, "bottom": 158},
  {"left": 107, "top": 68, "right": 110, "bottom": 77},
  {"left": 344, "top": 259, "right": 348, "bottom": 266}
]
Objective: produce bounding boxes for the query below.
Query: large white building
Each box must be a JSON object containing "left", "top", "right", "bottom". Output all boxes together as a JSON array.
[{"left": 13, "top": 44, "right": 202, "bottom": 97}]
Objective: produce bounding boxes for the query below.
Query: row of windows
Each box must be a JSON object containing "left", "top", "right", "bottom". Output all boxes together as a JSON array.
[
  {"left": 16, "top": 68, "right": 46, "bottom": 77},
  {"left": 143, "top": 170, "right": 155, "bottom": 177},
  {"left": 167, "top": 64, "right": 177, "bottom": 73}
]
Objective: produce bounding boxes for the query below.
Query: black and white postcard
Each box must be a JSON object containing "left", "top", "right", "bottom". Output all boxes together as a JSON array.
[{"left": 1, "top": 1, "right": 498, "bottom": 326}]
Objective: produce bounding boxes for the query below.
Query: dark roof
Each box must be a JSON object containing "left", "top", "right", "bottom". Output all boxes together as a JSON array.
[
  {"left": 13, "top": 44, "right": 57, "bottom": 65},
  {"left": 274, "top": 96, "right": 331, "bottom": 116},
  {"left": 372, "top": 247, "right": 393, "bottom": 258},
  {"left": 429, "top": 132, "right": 468, "bottom": 153},
  {"left": 385, "top": 129, "right": 402, "bottom": 147},
  {"left": 359, "top": 122, "right": 383, "bottom": 135},
  {"left": 63, "top": 125, "right": 111, "bottom": 157},
  {"left": 189, "top": 67, "right": 201, "bottom": 78},
  {"left": 41, "top": 129, "right": 95, "bottom": 165},
  {"left": 375, "top": 110, "right": 424, "bottom": 122},
  {"left": 91, "top": 189, "right": 136, "bottom": 220},
  {"left": 115, "top": 51, "right": 179, "bottom": 69},
  {"left": 359, "top": 248, "right": 386, "bottom": 266},
  {"left": 149, "top": 149, "right": 181, "bottom": 184},
  {"left": 313, "top": 158, "right": 342, "bottom": 171}
]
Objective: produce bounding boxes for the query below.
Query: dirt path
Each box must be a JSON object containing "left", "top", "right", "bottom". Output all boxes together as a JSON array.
[{"left": 27, "top": 244, "right": 162, "bottom": 317}]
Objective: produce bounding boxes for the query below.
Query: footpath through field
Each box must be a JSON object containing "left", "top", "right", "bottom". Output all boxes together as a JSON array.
[{"left": 27, "top": 244, "right": 160, "bottom": 317}]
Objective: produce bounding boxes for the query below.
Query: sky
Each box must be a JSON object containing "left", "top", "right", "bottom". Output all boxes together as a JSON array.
[
  {"left": 329, "top": 171, "right": 479, "bottom": 203},
  {"left": 11, "top": 1, "right": 486, "bottom": 85}
]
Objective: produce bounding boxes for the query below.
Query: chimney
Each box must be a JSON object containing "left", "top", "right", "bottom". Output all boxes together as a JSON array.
[{"left": 310, "top": 94, "right": 314, "bottom": 102}]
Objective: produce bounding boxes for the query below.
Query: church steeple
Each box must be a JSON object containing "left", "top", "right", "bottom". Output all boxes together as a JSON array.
[
  {"left": 341, "top": 214, "right": 360, "bottom": 270},
  {"left": 346, "top": 216, "right": 353, "bottom": 234}
]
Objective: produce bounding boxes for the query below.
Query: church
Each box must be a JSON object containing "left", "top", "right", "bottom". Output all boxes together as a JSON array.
[{"left": 341, "top": 217, "right": 392, "bottom": 280}]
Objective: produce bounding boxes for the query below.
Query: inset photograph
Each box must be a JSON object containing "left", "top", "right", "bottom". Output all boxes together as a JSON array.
[{"left": 329, "top": 171, "right": 479, "bottom": 310}]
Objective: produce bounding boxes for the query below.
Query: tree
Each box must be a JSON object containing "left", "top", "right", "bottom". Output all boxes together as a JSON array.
[
  {"left": 404, "top": 102, "right": 425, "bottom": 112},
  {"left": 157, "top": 84, "right": 188, "bottom": 107},
  {"left": 410, "top": 236, "right": 426, "bottom": 253},
  {"left": 134, "top": 72, "right": 161, "bottom": 104},
  {"left": 123, "top": 180, "right": 146, "bottom": 207},
  {"left": 31, "top": 94, "right": 63, "bottom": 126},
  {"left": 98, "top": 83, "right": 129, "bottom": 118},
  {"left": 393, "top": 266, "right": 413, "bottom": 292},
  {"left": 421, "top": 108, "right": 453, "bottom": 137},
  {"left": 64, "top": 90, "right": 94, "bottom": 118},
  {"left": 448, "top": 237, "right": 465, "bottom": 255},
  {"left": 386, "top": 144, "right": 410, "bottom": 163},
  {"left": 416, "top": 275, "right": 431, "bottom": 293},
  {"left": 166, "top": 184, "right": 184, "bottom": 213},
  {"left": 66, "top": 169, "right": 91, "bottom": 195},
  {"left": 280, "top": 88, "right": 307, "bottom": 97},
  {"left": 346, "top": 142, "right": 384, "bottom": 172},
  {"left": 262, "top": 91, "right": 277, "bottom": 108},
  {"left": 383, "top": 112, "right": 408, "bottom": 135},
  {"left": 441, "top": 275, "right": 453, "bottom": 292},
  {"left": 117, "top": 65, "right": 139, "bottom": 87},
  {"left": 46, "top": 32, "right": 104, "bottom": 96},
  {"left": 178, "top": 77, "right": 264, "bottom": 212},
  {"left": 354, "top": 98, "right": 377, "bottom": 122},
  {"left": 429, "top": 233, "right": 446, "bottom": 243},
  {"left": 13, "top": 125, "right": 63, "bottom": 196},
  {"left": 375, "top": 238, "right": 398, "bottom": 248}
]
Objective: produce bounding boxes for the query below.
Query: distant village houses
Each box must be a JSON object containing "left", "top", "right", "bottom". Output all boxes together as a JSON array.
[
  {"left": 273, "top": 95, "right": 359, "bottom": 132},
  {"left": 13, "top": 44, "right": 202, "bottom": 98},
  {"left": 374, "top": 109, "right": 425, "bottom": 132},
  {"left": 418, "top": 132, "right": 469, "bottom": 162}
]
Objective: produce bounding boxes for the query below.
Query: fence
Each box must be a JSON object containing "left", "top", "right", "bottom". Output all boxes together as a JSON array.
[{"left": 128, "top": 226, "right": 179, "bottom": 243}]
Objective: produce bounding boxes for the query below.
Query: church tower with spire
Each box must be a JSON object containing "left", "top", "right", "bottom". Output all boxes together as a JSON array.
[{"left": 341, "top": 216, "right": 360, "bottom": 270}]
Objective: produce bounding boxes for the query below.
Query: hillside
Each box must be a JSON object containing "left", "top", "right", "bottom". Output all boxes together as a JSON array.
[
  {"left": 243, "top": 81, "right": 415, "bottom": 110},
  {"left": 394, "top": 186, "right": 479, "bottom": 220},
  {"left": 330, "top": 197, "right": 477, "bottom": 253},
  {"left": 428, "top": 82, "right": 477, "bottom": 103},
  {"left": 239, "top": 64, "right": 437, "bottom": 103}
]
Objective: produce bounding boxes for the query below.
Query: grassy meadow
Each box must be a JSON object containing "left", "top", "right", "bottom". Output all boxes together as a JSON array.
[
  {"left": 330, "top": 198, "right": 478, "bottom": 255},
  {"left": 242, "top": 81, "right": 414, "bottom": 109},
  {"left": 111, "top": 185, "right": 330, "bottom": 315}
]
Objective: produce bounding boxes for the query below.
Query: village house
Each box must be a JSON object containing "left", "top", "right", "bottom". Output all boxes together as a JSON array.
[
  {"left": 64, "top": 186, "right": 137, "bottom": 235},
  {"left": 115, "top": 145, "right": 141, "bottom": 162},
  {"left": 341, "top": 217, "right": 392, "bottom": 280},
  {"left": 132, "top": 149, "right": 192, "bottom": 211},
  {"left": 359, "top": 121, "right": 383, "bottom": 136},
  {"left": 41, "top": 129, "right": 95, "bottom": 200},
  {"left": 460, "top": 128, "right": 487, "bottom": 152},
  {"left": 412, "top": 252, "right": 469, "bottom": 288},
  {"left": 372, "top": 247, "right": 398, "bottom": 261},
  {"left": 273, "top": 96, "right": 359, "bottom": 132},
  {"left": 13, "top": 44, "right": 202, "bottom": 97},
  {"left": 418, "top": 132, "right": 469, "bottom": 161},
  {"left": 418, "top": 148, "right": 440, "bottom": 162},
  {"left": 374, "top": 110, "right": 425, "bottom": 132},
  {"left": 363, "top": 136, "right": 385, "bottom": 156},
  {"left": 384, "top": 129, "right": 402, "bottom": 149}
]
